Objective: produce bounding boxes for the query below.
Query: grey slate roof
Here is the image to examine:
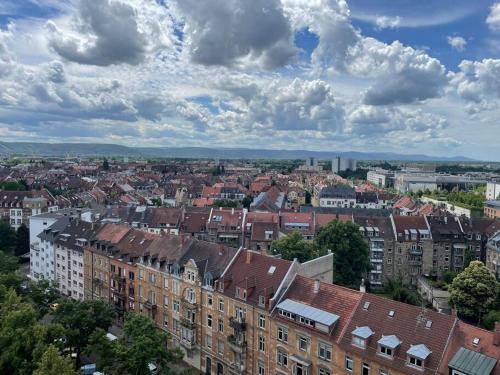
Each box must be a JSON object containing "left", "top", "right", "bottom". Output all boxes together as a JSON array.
[{"left": 448, "top": 347, "right": 497, "bottom": 375}]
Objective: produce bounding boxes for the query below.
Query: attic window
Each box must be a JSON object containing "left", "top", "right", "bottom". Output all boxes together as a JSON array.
[
  {"left": 425, "top": 320, "right": 432, "bottom": 329},
  {"left": 363, "top": 302, "right": 370, "bottom": 310},
  {"left": 472, "top": 337, "right": 480, "bottom": 346},
  {"left": 268, "top": 266, "right": 276, "bottom": 275},
  {"left": 388, "top": 310, "right": 395, "bottom": 317}
]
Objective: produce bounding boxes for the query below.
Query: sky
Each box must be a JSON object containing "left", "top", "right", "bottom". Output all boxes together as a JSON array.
[{"left": 0, "top": 0, "right": 499, "bottom": 160}]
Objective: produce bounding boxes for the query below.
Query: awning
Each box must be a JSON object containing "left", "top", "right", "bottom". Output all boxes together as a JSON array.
[{"left": 448, "top": 347, "right": 497, "bottom": 375}]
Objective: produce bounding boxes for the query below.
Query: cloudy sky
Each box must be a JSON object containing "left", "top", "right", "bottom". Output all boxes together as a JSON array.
[{"left": 0, "top": 0, "right": 499, "bottom": 160}]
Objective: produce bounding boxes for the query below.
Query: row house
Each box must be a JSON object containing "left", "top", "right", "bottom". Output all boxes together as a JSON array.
[
  {"left": 319, "top": 185, "right": 357, "bottom": 208},
  {"left": 0, "top": 189, "right": 56, "bottom": 229},
  {"left": 180, "top": 207, "right": 210, "bottom": 240},
  {"left": 202, "top": 183, "right": 248, "bottom": 202},
  {"left": 460, "top": 218, "right": 500, "bottom": 262},
  {"left": 250, "top": 186, "right": 287, "bottom": 212},
  {"left": 279, "top": 212, "right": 316, "bottom": 241}
]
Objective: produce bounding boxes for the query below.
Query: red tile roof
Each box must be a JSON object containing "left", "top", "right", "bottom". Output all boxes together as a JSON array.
[{"left": 221, "top": 250, "right": 292, "bottom": 309}]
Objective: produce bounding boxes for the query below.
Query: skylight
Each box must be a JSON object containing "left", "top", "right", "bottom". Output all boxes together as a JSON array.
[
  {"left": 388, "top": 310, "right": 395, "bottom": 317},
  {"left": 268, "top": 265, "right": 276, "bottom": 275}
]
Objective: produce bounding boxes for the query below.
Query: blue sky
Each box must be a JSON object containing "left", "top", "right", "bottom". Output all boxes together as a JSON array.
[{"left": 0, "top": 0, "right": 499, "bottom": 160}]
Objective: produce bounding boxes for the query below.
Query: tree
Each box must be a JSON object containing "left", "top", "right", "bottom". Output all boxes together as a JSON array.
[
  {"left": 383, "top": 279, "right": 419, "bottom": 306},
  {"left": 89, "top": 314, "right": 183, "bottom": 375},
  {"left": 0, "top": 251, "right": 19, "bottom": 274},
  {"left": 15, "top": 223, "right": 30, "bottom": 256},
  {"left": 26, "top": 280, "right": 60, "bottom": 317},
  {"left": 53, "top": 299, "right": 116, "bottom": 367},
  {"left": 449, "top": 261, "right": 499, "bottom": 323},
  {"left": 34, "top": 345, "right": 77, "bottom": 375},
  {"left": 315, "top": 220, "right": 370, "bottom": 289},
  {"left": 0, "top": 220, "right": 17, "bottom": 253},
  {"left": 0, "top": 181, "right": 26, "bottom": 191},
  {"left": 271, "top": 231, "right": 317, "bottom": 263},
  {"left": 483, "top": 310, "right": 500, "bottom": 331},
  {"left": 242, "top": 195, "right": 253, "bottom": 209}
]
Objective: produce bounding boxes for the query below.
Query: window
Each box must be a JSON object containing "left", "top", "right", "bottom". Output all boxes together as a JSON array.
[
  {"left": 379, "top": 369, "right": 388, "bottom": 375},
  {"left": 352, "top": 336, "right": 366, "bottom": 348},
  {"left": 218, "top": 298, "right": 224, "bottom": 312},
  {"left": 207, "top": 293, "right": 213, "bottom": 307},
  {"left": 163, "top": 277, "right": 168, "bottom": 288},
  {"left": 408, "top": 356, "right": 422, "bottom": 368},
  {"left": 258, "top": 363, "right": 265, "bottom": 375},
  {"left": 318, "top": 342, "right": 332, "bottom": 361},
  {"left": 149, "top": 273, "right": 156, "bottom": 284},
  {"left": 172, "top": 280, "right": 179, "bottom": 295},
  {"left": 206, "top": 334, "right": 212, "bottom": 349},
  {"left": 207, "top": 314, "right": 212, "bottom": 328},
  {"left": 319, "top": 368, "right": 331, "bottom": 375},
  {"left": 173, "top": 300, "right": 180, "bottom": 313},
  {"left": 362, "top": 363, "right": 370, "bottom": 375},
  {"left": 380, "top": 346, "right": 392, "bottom": 357},
  {"left": 187, "top": 288, "right": 196, "bottom": 303},
  {"left": 298, "top": 336, "right": 308, "bottom": 352},
  {"left": 277, "top": 349, "right": 288, "bottom": 367},
  {"left": 258, "top": 336, "right": 265, "bottom": 352},
  {"left": 139, "top": 269, "right": 144, "bottom": 280},
  {"left": 277, "top": 326, "right": 288, "bottom": 342},
  {"left": 345, "top": 356, "right": 353, "bottom": 372},
  {"left": 258, "top": 314, "right": 266, "bottom": 329},
  {"left": 218, "top": 318, "right": 224, "bottom": 333},
  {"left": 163, "top": 294, "right": 168, "bottom": 307},
  {"left": 217, "top": 340, "right": 224, "bottom": 355}
]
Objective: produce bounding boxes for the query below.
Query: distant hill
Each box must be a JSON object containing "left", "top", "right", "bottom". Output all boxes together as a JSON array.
[{"left": 0, "top": 142, "right": 475, "bottom": 162}]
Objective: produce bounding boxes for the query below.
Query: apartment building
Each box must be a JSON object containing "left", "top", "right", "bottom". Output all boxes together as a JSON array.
[
  {"left": 319, "top": 185, "right": 356, "bottom": 208},
  {"left": 269, "top": 276, "right": 363, "bottom": 375},
  {"left": 485, "top": 201, "right": 500, "bottom": 219},
  {"left": 244, "top": 212, "right": 279, "bottom": 252},
  {"left": 54, "top": 220, "right": 96, "bottom": 300},
  {"left": 354, "top": 216, "right": 395, "bottom": 288},
  {"left": 83, "top": 224, "right": 131, "bottom": 300},
  {"left": 338, "top": 293, "right": 457, "bottom": 375},
  {"left": 389, "top": 215, "right": 433, "bottom": 285},
  {"left": 207, "top": 250, "right": 294, "bottom": 375},
  {"left": 206, "top": 208, "right": 246, "bottom": 247},
  {"left": 31, "top": 217, "right": 69, "bottom": 282},
  {"left": 486, "top": 232, "right": 500, "bottom": 280},
  {"left": 486, "top": 182, "right": 500, "bottom": 200}
]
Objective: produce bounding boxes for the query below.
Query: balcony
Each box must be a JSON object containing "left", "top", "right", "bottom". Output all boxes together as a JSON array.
[
  {"left": 180, "top": 337, "right": 196, "bottom": 350},
  {"left": 228, "top": 335, "right": 246, "bottom": 353},
  {"left": 410, "top": 248, "right": 423, "bottom": 256},
  {"left": 112, "top": 273, "right": 126, "bottom": 283},
  {"left": 144, "top": 300, "right": 157, "bottom": 311},
  {"left": 229, "top": 317, "right": 246, "bottom": 332},
  {"left": 229, "top": 362, "right": 246, "bottom": 375},
  {"left": 180, "top": 317, "right": 197, "bottom": 329},
  {"left": 181, "top": 297, "right": 197, "bottom": 309}
]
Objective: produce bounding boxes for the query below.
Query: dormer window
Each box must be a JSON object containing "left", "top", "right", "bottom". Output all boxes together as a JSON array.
[
  {"left": 351, "top": 326, "right": 374, "bottom": 349},
  {"left": 406, "top": 344, "right": 431, "bottom": 370},
  {"left": 378, "top": 335, "right": 401, "bottom": 358}
]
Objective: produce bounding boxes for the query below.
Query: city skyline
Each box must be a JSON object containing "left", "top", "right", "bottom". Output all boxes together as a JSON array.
[{"left": 1, "top": 0, "right": 500, "bottom": 160}]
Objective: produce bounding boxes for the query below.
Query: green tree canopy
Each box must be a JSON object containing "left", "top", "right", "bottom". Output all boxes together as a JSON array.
[
  {"left": 449, "top": 261, "right": 499, "bottom": 323},
  {"left": 53, "top": 299, "right": 116, "bottom": 367},
  {"left": 315, "top": 220, "right": 370, "bottom": 289},
  {"left": 34, "top": 345, "right": 77, "bottom": 375},
  {"left": 15, "top": 223, "right": 30, "bottom": 256},
  {"left": 0, "top": 250, "right": 19, "bottom": 274},
  {"left": 271, "top": 231, "right": 318, "bottom": 263},
  {"left": 0, "top": 220, "right": 17, "bottom": 253},
  {"left": 88, "top": 314, "right": 183, "bottom": 375}
]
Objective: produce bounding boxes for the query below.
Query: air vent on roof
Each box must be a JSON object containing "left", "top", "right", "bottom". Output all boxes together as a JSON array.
[
  {"left": 268, "top": 266, "right": 276, "bottom": 275},
  {"left": 425, "top": 320, "right": 432, "bottom": 329},
  {"left": 472, "top": 337, "right": 480, "bottom": 346},
  {"left": 363, "top": 301, "right": 370, "bottom": 310},
  {"left": 388, "top": 310, "right": 395, "bottom": 317}
]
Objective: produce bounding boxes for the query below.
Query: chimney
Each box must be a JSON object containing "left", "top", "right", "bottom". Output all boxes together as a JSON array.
[
  {"left": 246, "top": 250, "right": 253, "bottom": 264},
  {"left": 313, "top": 279, "right": 320, "bottom": 294},
  {"left": 444, "top": 216, "right": 448, "bottom": 224},
  {"left": 494, "top": 322, "right": 500, "bottom": 346},
  {"left": 359, "top": 278, "right": 366, "bottom": 293}
]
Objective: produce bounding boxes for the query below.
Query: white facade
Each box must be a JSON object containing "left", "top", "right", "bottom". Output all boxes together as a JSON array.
[
  {"left": 56, "top": 243, "right": 85, "bottom": 300},
  {"left": 9, "top": 208, "right": 23, "bottom": 230},
  {"left": 30, "top": 234, "right": 56, "bottom": 281},
  {"left": 367, "top": 169, "right": 393, "bottom": 187},
  {"left": 486, "top": 182, "right": 500, "bottom": 200},
  {"left": 29, "top": 214, "right": 61, "bottom": 282},
  {"left": 319, "top": 197, "right": 356, "bottom": 208}
]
